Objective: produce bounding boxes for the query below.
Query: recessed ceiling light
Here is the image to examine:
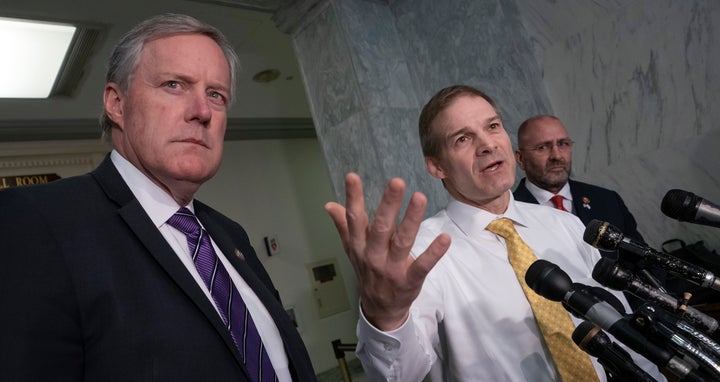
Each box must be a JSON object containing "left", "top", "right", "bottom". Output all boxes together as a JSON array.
[
  {"left": 0, "top": 17, "right": 77, "bottom": 99},
  {"left": 253, "top": 69, "right": 281, "bottom": 83}
]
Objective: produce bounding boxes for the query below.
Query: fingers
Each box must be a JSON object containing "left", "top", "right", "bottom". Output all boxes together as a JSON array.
[
  {"left": 408, "top": 233, "right": 451, "bottom": 283},
  {"left": 392, "top": 191, "right": 427, "bottom": 252},
  {"left": 366, "top": 178, "right": 406, "bottom": 257},
  {"left": 325, "top": 172, "right": 451, "bottom": 331},
  {"left": 343, "top": 173, "right": 370, "bottom": 255},
  {"left": 324, "top": 201, "right": 349, "bottom": 253},
  {"left": 324, "top": 173, "right": 368, "bottom": 255}
]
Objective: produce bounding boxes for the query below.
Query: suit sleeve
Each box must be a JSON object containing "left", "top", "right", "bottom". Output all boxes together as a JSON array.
[
  {"left": 0, "top": 190, "right": 83, "bottom": 381},
  {"left": 612, "top": 190, "right": 645, "bottom": 243}
]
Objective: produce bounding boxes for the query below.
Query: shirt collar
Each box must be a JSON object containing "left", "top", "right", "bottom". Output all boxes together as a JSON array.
[
  {"left": 445, "top": 190, "right": 531, "bottom": 236},
  {"left": 110, "top": 150, "right": 193, "bottom": 228},
  {"left": 525, "top": 179, "right": 572, "bottom": 205}
]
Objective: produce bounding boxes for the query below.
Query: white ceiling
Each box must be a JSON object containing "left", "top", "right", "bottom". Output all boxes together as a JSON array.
[{"left": 0, "top": 0, "right": 314, "bottom": 141}]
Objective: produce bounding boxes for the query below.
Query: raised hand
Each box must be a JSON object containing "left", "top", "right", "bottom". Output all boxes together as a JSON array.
[{"left": 325, "top": 173, "right": 451, "bottom": 331}]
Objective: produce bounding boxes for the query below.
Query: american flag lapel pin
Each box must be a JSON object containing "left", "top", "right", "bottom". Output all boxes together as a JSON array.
[
  {"left": 582, "top": 197, "right": 591, "bottom": 210},
  {"left": 234, "top": 249, "right": 245, "bottom": 261}
]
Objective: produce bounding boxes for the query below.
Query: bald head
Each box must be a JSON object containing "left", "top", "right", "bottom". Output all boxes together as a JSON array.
[{"left": 515, "top": 115, "right": 573, "bottom": 194}]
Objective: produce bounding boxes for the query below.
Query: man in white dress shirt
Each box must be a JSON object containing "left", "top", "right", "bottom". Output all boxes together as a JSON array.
[{"left": 325, "top": 85, "right": 665, "bottom": 381}]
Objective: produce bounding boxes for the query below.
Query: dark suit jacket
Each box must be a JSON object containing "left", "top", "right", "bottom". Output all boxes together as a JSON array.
[
  {"left": 514, "top": 178, "right": 667, "bottom": 311},
  {"left": 0, "top": 156, "right": 316, "bottom": 381},
  {"left": 514, "top": 178, "right": 644, "bottom": 242}
]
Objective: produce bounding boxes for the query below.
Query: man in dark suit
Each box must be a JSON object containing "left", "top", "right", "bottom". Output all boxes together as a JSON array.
[
  {"left": 0, "top": 14, "right": 315, "bottom": 382},
  {"left": 513, "top": 115, "right": 643, "bottom": 241},
  {"left": 513, "top": 115, "right": 664, "bottom": 308}
]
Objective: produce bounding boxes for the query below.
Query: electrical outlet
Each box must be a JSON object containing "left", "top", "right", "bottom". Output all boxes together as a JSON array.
[{"left": 264, "top": 234, "right": 280, "bottom": 256}]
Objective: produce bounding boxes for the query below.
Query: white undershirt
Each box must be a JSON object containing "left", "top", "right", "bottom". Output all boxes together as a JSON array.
[{"left": 110, "top": 150, "right": 291, "bottom": 381}]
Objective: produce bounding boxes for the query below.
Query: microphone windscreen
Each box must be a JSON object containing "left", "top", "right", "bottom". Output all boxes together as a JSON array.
[
  {"left": 661, "top": 189, "right": 698, "bottom": 221},
  {"left": 583, "top": 220, "right": 624, "bottom": 251},
  {"left": 583, "top": 219, "right": 605, "bottom": 245},
  {"left": 525, "top": 260, "right": 571, "bottom": 301},
  {"left": 572, "top": 320, "right": 601, "bottom": 350}
]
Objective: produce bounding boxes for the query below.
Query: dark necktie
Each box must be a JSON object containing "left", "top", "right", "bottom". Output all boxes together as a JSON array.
[
  {"left": 550, "top": 195, "right": 568, "bottom": 212},
  {"left": 167, "top": 208, "right": 277, "bottom": 382}
]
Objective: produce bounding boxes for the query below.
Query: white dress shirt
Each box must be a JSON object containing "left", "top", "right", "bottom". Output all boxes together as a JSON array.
[
  {"left": 356, "top": 192, "right": 665, "bottom": 381},
  {"left": 110, "top": 151, "right": 292, "bottom": 381},
  {"left": 524, "top": 180, "right": 573, "bottom": 213}
]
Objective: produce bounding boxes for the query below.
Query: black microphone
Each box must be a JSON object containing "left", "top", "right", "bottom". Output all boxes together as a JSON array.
[
  {"left": 593, "top": 258, "right": 718, "bottom": 334},
  {"left": 661, "top": 189, "right": 720, "bottom": 228},
  {"left": 572, "top": 321, "right": 657, "bottom": 382},
  {"left": 584, "top": 220, "right": 720, "bottom": 292},
  {"left": 526, "top": 259, "right": 700, "bottom": 380}
]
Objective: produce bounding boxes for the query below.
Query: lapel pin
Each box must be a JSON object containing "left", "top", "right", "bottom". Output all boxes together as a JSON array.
[
  {"left": 582, "top": 196, "right": 591, "bottom": 210},
  {"left": 234, "top": 249, "right": 245, "bottom": 261}
]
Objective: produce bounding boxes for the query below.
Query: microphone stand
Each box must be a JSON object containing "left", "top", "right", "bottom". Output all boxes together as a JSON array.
[
  {"left": 631, "top": 305, "right": 720, "bottom": 380},
  {"left": 572, "top": 321, "right": 658, "bottom": 382}
]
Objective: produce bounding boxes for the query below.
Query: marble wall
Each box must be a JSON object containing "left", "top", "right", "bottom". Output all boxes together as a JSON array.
[
  {"left": 515, "top": 0, "right": 720, "bottom": 250},
  {"left": 288, "top": 0, "right": 720, "bottom": 253}
]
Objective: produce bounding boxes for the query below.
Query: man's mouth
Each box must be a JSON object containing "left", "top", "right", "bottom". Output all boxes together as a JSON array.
[
  {"left": 482, "top": 160, "right": 502, "bottom": 173},
  {"left": 179, "top": 138, "right": 208, "bottom": 148}
]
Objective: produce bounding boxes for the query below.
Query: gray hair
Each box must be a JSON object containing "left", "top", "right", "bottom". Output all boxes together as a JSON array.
[{"left": 100, "top": 13, "right": 240, "bottom": 140}]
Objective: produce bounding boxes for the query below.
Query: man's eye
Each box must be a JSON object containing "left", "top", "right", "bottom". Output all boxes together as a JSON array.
[
  {"left": 166, "top": 81, "right": 179, "bottom": 89},
  {"left": 209, "top": 91, "right": 227, "bottom": 104},
  {"left": 535, "top": 144, "right": 549, "bottom": 151}
]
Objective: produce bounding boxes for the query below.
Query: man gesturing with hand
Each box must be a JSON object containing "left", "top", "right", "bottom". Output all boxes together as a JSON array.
[
  {"left": 326, "top": 174, "right": 451, "bottom": 332},
  {"left": 325, "top": 85, "right": 664, "bottom": 382}
]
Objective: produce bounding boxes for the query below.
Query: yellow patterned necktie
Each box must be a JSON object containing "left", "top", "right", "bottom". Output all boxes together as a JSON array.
[{"left": 487, "top": 218, "right": 599, "bottom": 382}]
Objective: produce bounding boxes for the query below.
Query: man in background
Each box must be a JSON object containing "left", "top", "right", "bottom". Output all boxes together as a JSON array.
[
  {"left": 513, "top": 115, "right": 644, "bottom": 241},
  {"left": 513, "top": 114, "right": 665, "bottom": 306},
  {"left": 0, "top": 13, "right": 315, "bottom": 381},
  {"left": 513, "top": 115, "right": 643, "bottom": 241}
]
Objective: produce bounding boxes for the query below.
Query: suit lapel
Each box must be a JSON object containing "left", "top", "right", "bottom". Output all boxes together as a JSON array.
[
  {"left": 570, "top": 180, "right": 591, "bottom": 224},
  {"left": 91, "top": 156, "right": 245, "bottom": 367},
  {"left": 196, "top": 206, "right": 316, "bottom": 380},
  {"left": 194, "top": 207, "right": 293, "bottom": 331},
  {"left": 514, "top": 178, "right": 540, "bottom": 204}
]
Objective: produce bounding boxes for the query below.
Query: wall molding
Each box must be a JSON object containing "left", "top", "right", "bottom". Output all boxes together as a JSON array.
[
  {"left": 0, "top": 118, "right": 316, "bottom": 142},
  {"left": 0, "top": 155, "right": 95, "bottom": 169},
  {"left": 0, "top": 139, "right": 109, "bottom": 178}
]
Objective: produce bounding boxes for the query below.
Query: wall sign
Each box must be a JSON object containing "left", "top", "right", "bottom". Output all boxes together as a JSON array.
[{"left": 0, "top": 173, "right": 61, "bottom": 190}]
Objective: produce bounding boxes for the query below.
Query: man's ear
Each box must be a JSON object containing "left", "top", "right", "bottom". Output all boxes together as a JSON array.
[
  {"left": 425, "top": 156, "right": 446, "bottom": 180},
  {"left": 103, "top": 83, "right": 124, "bottom": 128},
  {"left": 515, "top": 150, "right": 526, "bottom": 171}
]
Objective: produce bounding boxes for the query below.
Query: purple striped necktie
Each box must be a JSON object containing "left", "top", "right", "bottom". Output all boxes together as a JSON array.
[{"left": 167, "top": 208, "right": 277, "bottom": 382}]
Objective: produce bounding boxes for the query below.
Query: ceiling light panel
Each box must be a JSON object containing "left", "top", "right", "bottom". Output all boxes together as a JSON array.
[{"left": 0, "top": 17, "right": 76, "bottom": 98}]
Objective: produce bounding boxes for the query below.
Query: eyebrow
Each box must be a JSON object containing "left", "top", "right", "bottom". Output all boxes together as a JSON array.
[
  {"left": 159, "top": 72, "right": 230, "bottom": 94},
  {"left": 534, "top": 137, "right": 571, "bottom": 144},
  {"left": 445, "top": 114, "right": 502, "bottom": 141}
]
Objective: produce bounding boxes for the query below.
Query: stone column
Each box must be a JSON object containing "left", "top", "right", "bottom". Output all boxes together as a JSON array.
[{"left": 274, "top": 0, "right": 549, "bottom": 216}]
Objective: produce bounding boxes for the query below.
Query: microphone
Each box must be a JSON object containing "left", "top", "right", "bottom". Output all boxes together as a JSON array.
[
  {"left": 584, "top": 220, "right": 720, "bottom": 292},
  {"left": 572, "top": 321, "right": 657, "bottom": 382},
  {"left": 526, "top": 259, "right": 700, "bottom": 380},
  {"left": 661, "top": 189, "right": 720, "bottom": 228},
  {"left": 593, "top": 258, "right": 718, "bottom": 334}
]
